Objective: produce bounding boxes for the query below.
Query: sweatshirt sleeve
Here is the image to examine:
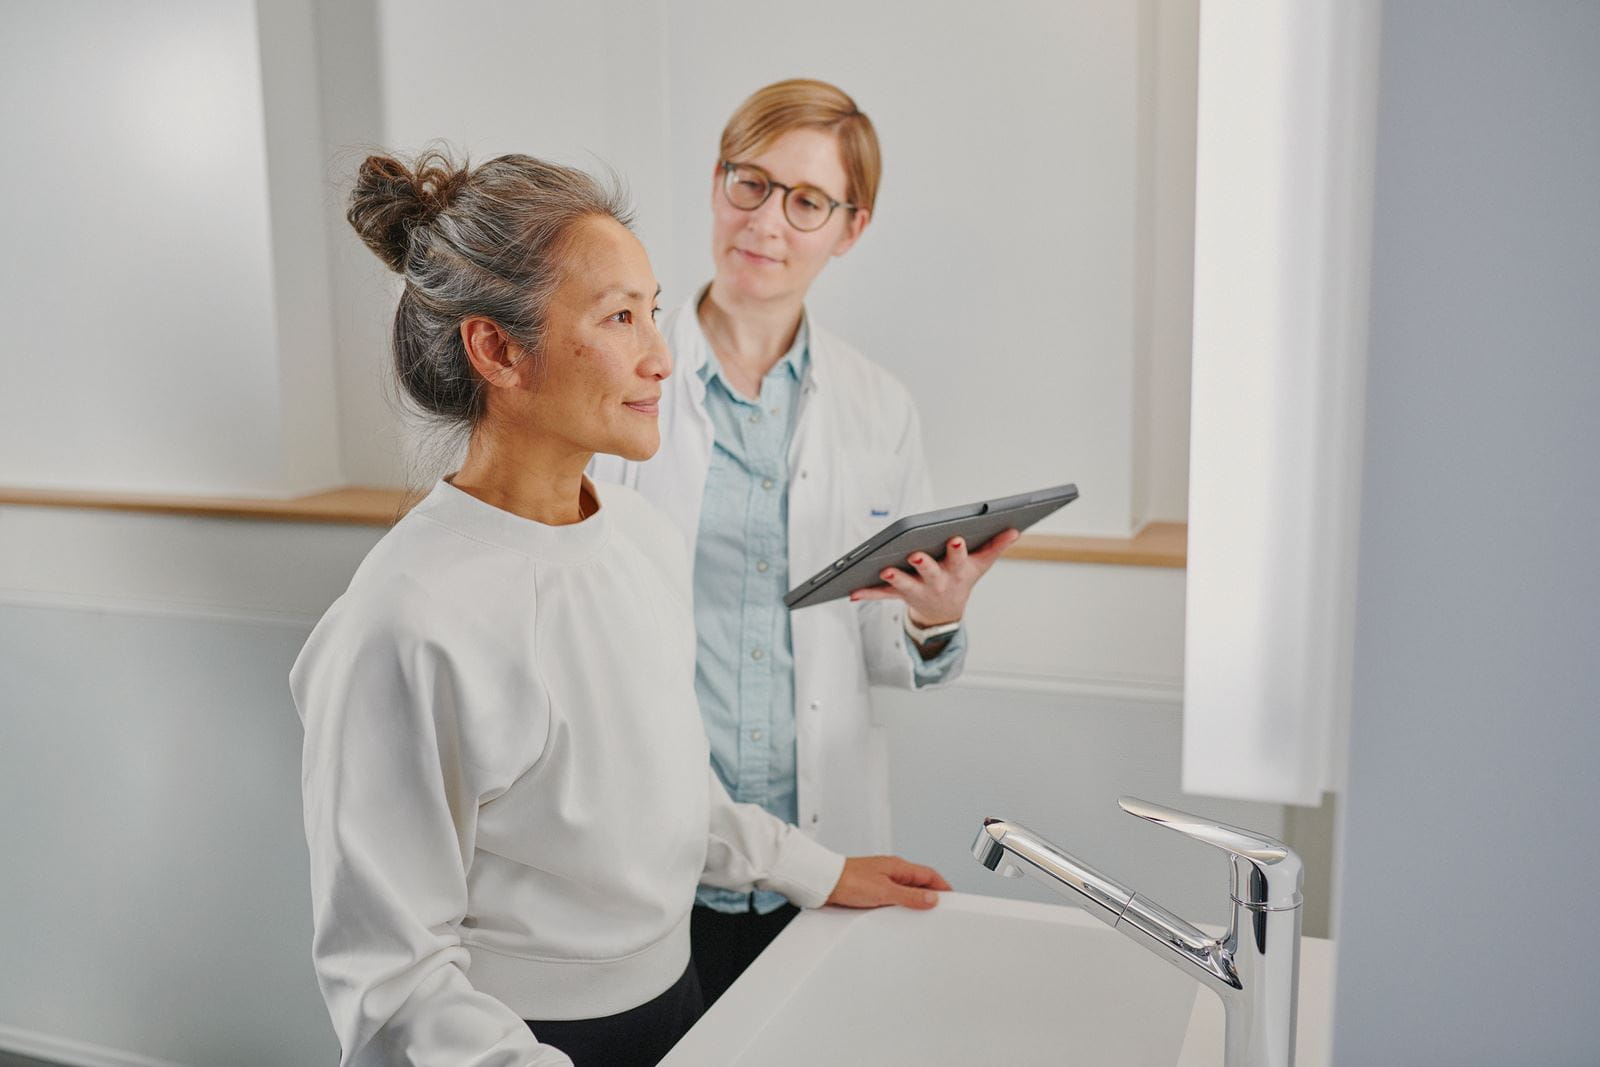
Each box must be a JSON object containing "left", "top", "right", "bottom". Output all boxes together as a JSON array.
[
  {"left": 293, "top": 613, "right": 570, "bottom": 1067},
  {"left": 699, "top": 766, "right": 846, "bottom": 909}
]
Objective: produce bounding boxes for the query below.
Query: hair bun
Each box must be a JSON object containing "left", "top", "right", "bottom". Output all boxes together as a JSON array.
[{"left": 347, "top": 150, "right": 468, "bottom": 273}]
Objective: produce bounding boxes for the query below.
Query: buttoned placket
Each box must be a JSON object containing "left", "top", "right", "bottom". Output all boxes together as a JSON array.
[
  {"left": 788, "top": 374, "right": 820, "bottom": 834},
  {"left": 733, "top": 386, "right": 787, "bottom": 812},
  {"left": 692, "top": 319, "right": 809, "bottom": 915}
]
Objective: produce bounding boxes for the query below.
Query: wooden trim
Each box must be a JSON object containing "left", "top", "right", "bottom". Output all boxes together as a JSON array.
[
  {"left": 1006, "top": 521, "right": 1187, "bottom": 568},
  {"left": 0, "top": 485, "right": 1189, "bottom": 568},
  {"left": 0, "top": 486, "right": 417, "bottom": 526}
]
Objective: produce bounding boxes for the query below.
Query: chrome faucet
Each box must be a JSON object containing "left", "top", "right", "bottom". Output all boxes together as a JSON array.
[{"left": 973, "top": 798, "right": 1303, "bottom": 1067}]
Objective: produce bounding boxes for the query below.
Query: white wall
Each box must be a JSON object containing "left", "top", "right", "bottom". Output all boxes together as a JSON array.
[
  {"left": 1, "top": 0, "right": 1196, "bottom": 522},
  {"left": 311, "top": 0, "right": 1196, "bottom": 530},
  {"left": 1136, "top": 0, "right": 1200, "bottom": 526},
  {"left": 1331, "top": 3, "right": 1600, "bottom": 1062},
  {"left": 256, "top": 0, "right": 345, "bottom": 495},
  {"left": 319, "top": 0, "right": 677, "bottom": 487},
  {"left": 655, "top": 0, "right": 1194, "bottom": 534},
  {"left": 0, "top": 0, "right": 341, "bottom": 497}
]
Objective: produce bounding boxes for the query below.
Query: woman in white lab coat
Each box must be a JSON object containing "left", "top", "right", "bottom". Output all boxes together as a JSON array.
[{"left": 589, "top": 79, "right": 1018, "bottom": 1003}]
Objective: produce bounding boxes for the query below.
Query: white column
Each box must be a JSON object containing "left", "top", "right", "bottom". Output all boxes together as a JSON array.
[{"left": 1182, "top": 0, "right": 1381, "bottom": 805}]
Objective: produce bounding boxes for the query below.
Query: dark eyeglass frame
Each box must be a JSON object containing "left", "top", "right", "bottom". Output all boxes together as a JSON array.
[{"left": 719, "top": 160, "right": 857, "bottom": 232}]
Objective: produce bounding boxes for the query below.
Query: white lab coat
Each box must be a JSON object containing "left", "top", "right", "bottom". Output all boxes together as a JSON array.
[{"left": 590, "top": 297, "right": 965, "bottom": 856}]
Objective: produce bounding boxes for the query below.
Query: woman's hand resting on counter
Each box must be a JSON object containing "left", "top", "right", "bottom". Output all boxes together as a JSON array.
[
  {"left": 848, "top": 529, "right": 1022, "bottom": 627},
  {"left": 826, "top": 855, "right": 952, "bottom": 910}
]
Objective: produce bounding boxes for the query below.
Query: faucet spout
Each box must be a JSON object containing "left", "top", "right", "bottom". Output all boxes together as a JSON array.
[
  {"left": 971, "top": 819, "right": 1236, "bottom": 994},
  {"left": 973, "top": 801, "right": 1303, "bottom": 1067}
]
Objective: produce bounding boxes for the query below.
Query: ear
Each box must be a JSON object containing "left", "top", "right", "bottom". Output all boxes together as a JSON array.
[
  {"left": 709, "top": 160, "right": 725, "bottom": 206},
  {"left": 459, "top": 316, "right": 528, "bottom": 389},
  {"left": 830, "top": 206, "right": 871, "bottom": 258}
]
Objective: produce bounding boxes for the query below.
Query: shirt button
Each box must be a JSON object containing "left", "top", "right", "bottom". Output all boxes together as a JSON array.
[
  {"left": 750, "top": 729, "right": 764, "bottom": 741},
  {"left": 751, "top": 648, "right": 765, "bottom": 661},
  {"left": 810, "top": 813, "right": 820, "bottom": 825},
  {"left": 761, "top": 478, "right": 774, "bottom": 490},
  {"left": 809, "top": 700, "right": 821, "bottom": 710},
  {"left": 756, "top": 560, "right": 770, "bottom": 573},
  {"left": 748, "top": 413, "right": 760, "bottom": 424}
]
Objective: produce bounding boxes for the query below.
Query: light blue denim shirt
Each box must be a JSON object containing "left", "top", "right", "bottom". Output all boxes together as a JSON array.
[{"left": 693, "top": 319, "right": 964, "bottom": 915}]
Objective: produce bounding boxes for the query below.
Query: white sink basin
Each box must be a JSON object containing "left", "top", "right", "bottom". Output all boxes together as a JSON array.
[{"left": 663, "top": 892, "right": 1331, "bottom": 1067}]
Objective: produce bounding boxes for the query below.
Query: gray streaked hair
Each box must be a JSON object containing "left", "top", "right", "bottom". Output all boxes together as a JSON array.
[{"left": 346, "top": 148, "right": 633, "bottom": 426}]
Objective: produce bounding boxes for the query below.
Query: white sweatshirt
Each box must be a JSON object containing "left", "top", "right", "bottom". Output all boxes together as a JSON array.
[{"left": 291, "top": 479, "right": 845, "bottom": 1067}]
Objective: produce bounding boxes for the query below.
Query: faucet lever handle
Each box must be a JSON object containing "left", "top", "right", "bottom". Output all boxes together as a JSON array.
[
  {"left": 1117, "top": 796, "right": 1287, "bottom": 862},
  {"left": 1117, "top": 796, "right": 1304, "bottom": 909}
]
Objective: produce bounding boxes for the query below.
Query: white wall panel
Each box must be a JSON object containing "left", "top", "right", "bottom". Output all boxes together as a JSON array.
[
  {"left": 1183, "top": 0, "right": 1379, "bottom": 805},
  {"left": 0, "top": 0, "right": 288, "bottom": 495}
]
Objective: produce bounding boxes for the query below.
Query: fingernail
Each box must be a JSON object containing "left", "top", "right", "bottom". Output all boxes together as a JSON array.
[
  {"left": 922, "top": 891, "right": 937, "bottom": 905},
  {"left": 912, "top": 555, "right": 925, "bottom": 564},
  {"left": 952, "top": 539, "right": 964, "bottom": 548},
  {"left": 881, "top": 570, "right": 895, "bottom": 580}
]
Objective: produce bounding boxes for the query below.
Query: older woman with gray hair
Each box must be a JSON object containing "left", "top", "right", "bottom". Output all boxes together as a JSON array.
[{"left": 291, "top": 149, "right": 946, "bottom": 1067}]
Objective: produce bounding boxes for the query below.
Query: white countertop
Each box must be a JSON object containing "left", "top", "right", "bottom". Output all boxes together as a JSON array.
[{"left": 664, "top": 891, "right": 1332, "bottom": 1066}]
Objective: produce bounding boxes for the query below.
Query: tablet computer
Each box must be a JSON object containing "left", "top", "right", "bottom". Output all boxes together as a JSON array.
[{"left": 784, "top": 482, "right": 1079, "bottom": 610}]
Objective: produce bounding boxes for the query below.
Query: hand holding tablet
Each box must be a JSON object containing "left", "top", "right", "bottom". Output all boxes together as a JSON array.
[{"left": 784, "top": 483, "right": 1079, "bottom": 610}]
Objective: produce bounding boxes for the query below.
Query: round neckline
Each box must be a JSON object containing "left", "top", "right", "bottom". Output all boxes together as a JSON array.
[{"left": 414, "top": 477, "right": 613, "bottom": 564}]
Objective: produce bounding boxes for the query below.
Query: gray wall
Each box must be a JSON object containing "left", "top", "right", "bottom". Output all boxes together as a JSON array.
[
  {"left": 880, "top": 683, "right": 1284, "bottom": 935},
  {"left": 1331, "top": 4, "right": 1600, "bottom": 1064},
  {"left": 0, "top": 508, "right": 384, "bottom": 1065},
  {"left": 0, "top": 607, "right": 337, "bottom": 1065}
]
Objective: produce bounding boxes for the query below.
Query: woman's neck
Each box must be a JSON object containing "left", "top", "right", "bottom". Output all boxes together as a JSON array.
[
  {"left": 451, "top": 423, "right": 595, "bottom": 526},
  {"left": 698, "top": 282, "right": 804, "bottom": 387}
]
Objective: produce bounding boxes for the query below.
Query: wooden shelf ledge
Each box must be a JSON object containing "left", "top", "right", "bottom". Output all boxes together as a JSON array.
[
  {"left": 0, "top": 485, "right": 415, "bottom": 526},
  {"left": 1004, "top": 521, "right": 1186, "bottom": 568},
  {"left": 0, "top": 486, "right": 1187, "bottom": 568}
]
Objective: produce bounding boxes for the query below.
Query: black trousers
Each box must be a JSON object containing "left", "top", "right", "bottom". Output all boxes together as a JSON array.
[
  {"left": 690, "top": 900, "right": 801, "bottom": 1008},
  {"left": 524, "top": 961, "right": 704, "bottom": 1067}
]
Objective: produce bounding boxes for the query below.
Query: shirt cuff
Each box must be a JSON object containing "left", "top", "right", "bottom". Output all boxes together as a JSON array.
[
  {"left": 759, "top": 828, "right": 846, "bottom": 909},
  {"left": 906, "top": 624, "right": 967, "bottom": 688}
]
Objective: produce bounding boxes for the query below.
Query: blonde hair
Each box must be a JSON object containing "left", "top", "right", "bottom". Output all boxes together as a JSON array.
[{"left": 719, "top": 78, "right": 881, "bottom": 215}]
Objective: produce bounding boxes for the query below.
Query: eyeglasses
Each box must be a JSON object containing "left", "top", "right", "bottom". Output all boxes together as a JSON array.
[{"left": 719, "top": 161, "right": 856, "bottom": 233}]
